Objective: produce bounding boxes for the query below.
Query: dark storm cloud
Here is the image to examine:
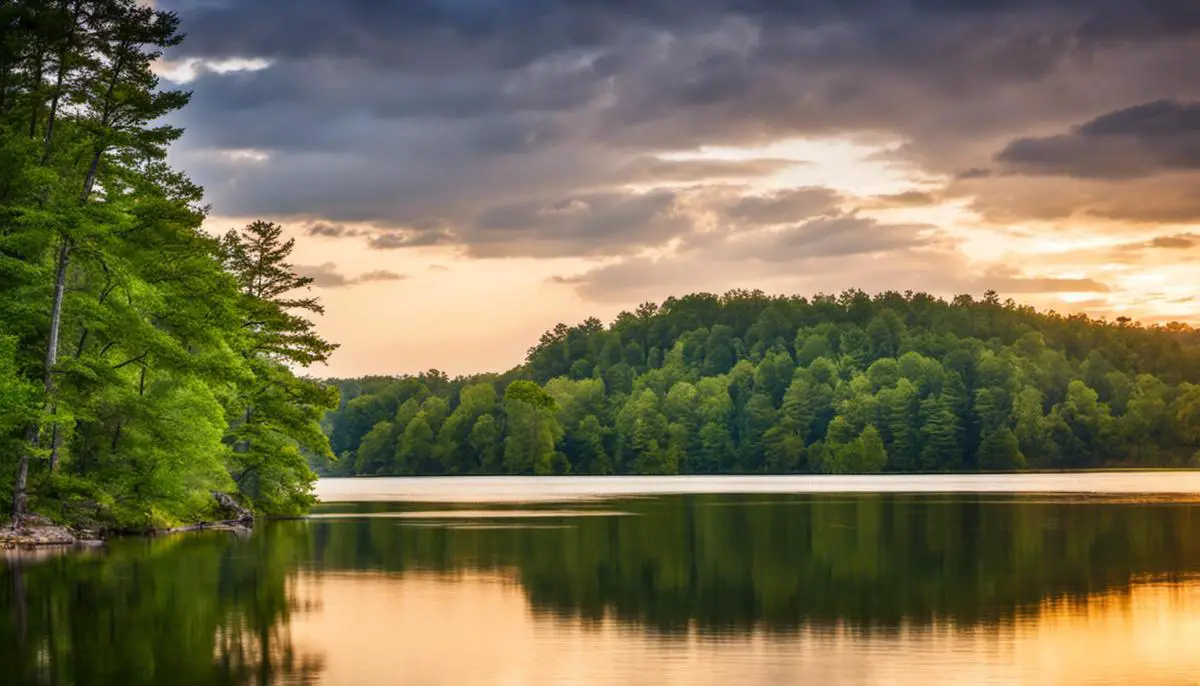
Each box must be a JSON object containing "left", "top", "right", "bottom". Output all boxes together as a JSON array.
[
  {"left": 157, "top": 0, "right": 1200, "bottom": 263},
  {"left": 294, "top": 263, "right": 408, "bottom": 287},
  {"left": 996, "top": 100, "right": 1200, "bottom": 178},
  {"left": 163, "top": 1, "right": 1200, "bottom": 66}
]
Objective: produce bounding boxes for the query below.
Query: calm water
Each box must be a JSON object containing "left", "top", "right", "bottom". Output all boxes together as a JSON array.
[{"left": 5, "top": 474, "right": 1200, "bottom": 685}]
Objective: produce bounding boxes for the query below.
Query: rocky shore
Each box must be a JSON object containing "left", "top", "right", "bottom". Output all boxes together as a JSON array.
[
  {"left": 2, "top": 492, "right": 256, "bottom": 550},
  {"left": 0, "top": 515, "right": 99, "bottom": 550}
]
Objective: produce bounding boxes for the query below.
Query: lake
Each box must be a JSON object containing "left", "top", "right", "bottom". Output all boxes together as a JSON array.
[{"left": 5, "top": 473, "right": 1200, "bottom": 685}]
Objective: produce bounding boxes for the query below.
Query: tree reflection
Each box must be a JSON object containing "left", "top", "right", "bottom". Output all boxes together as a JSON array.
[
  {"left": 1, "top": 526, "right": 323, "bottom": 686},
  {"left": 3, "top": 494, "right": 1199, "bottom": 686},
  {"left": 307, "top": 494, "right": 1200, "bottom": 633}
]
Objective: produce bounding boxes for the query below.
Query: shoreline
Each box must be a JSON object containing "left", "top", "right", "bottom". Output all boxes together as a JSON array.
[
  {"left": 2, "top": 491, "right": 255, "bottom": 551},
  {"left": 1, "top": 519, "right": 102, "bottom": 551},
  {"left": 10, "top": 469, "right": 1200, "bottom": 550},
  {"left": 1, "top": 518, "right": 254, "bottom": 552}
]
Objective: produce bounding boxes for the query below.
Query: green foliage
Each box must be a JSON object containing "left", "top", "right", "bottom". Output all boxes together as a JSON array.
[
  {"left": 0, "top": 336, "right": 36, "bottom": 501},
  {"left": 321, "top": 289, "right": 1200, "bottom": 477},
  {"left": 817, "top": 424, "right": 888, "bottom": 474},
  {"left": 977, "top": 427, "right": 1026, "bottom": 471},
  {"left": 503, "top": 381, "right": 561, "bottom": 475},
  {"left": 0, "top": 4, "right": 338, "bottom": 527}
]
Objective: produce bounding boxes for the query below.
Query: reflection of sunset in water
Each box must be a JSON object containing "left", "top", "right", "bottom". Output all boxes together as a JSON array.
[
  {"left": 7, "top": 491, "right": 1200, "bottom": 685},
  {"left": 289, "top": 572, "right": 1200, "bottom": 686}
]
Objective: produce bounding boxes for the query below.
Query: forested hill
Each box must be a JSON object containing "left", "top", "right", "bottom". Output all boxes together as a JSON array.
[{"left": 321, "top": 290, "right": 1200, "bottom": 477}]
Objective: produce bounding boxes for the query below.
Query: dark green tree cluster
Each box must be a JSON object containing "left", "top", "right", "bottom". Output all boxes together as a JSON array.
[
  {"left": 324, "top": 290, "right": 1200, "bottom": 476},
  {"left": 0, "top": 1, "right": 338, "bottom": 528}
]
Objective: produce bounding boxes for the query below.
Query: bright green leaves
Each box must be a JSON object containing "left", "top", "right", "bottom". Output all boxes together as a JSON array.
[{"left": 1, "top": 4, "right": 339, "bottom": 525}]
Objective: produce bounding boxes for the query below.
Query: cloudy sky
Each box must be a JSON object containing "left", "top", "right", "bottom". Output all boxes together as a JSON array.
[{"left": 154, "top": 0, "right": 1200, "bottom": 377}]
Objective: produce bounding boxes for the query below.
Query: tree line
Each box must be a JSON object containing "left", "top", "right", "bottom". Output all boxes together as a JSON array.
[
  {"left": 0, "top": 0, "right": 338, "bottom": 528},
  {"left": 323, "top": 290, "right": 1200, "bottom": 476}
]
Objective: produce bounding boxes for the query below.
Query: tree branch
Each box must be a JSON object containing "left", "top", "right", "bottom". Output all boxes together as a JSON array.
[{"left": 111, "top": 351, "right": 148, "bottom": 370}]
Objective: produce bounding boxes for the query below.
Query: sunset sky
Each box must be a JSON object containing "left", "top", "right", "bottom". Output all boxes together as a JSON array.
[{"left": 153, "top": 0, "right": 1200, "bottom": 377}]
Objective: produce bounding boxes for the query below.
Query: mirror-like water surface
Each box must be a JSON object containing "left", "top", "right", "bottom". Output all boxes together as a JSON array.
[{"left": 5, "top": 474, "right": 1200, "bottom": 685}]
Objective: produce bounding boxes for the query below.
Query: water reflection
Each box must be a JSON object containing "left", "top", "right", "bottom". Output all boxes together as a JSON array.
[
  {"left": 1, "top": 528, "right": 323, "bottom": 686},
  {"left": 307, "top": 494, "right": 1200, "bottom": 632},
  {"left": 4, "top": 492, "right": 1200, "bottom": 685},
  {"left": 289, "top": 573, "right": 1200, "bottom": 686}
]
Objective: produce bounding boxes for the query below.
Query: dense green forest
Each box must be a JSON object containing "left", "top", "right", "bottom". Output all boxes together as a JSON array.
[
  {"left": 323, "top": 290, "right": 1200, "bottom": 476},
  {"left": 0, "top": 1, "right": 338, "bottom": 528}
]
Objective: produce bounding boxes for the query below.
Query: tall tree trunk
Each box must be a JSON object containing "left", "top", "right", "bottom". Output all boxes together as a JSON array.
[
  {"left": 42, "top": 61, "right": 66, "bottom": 161},
  {"left": 42, "top": 0, "right": 80, "bottom": 164},
  {"left": 43, "top": 238, "right": 70, "bottom": 471},
  {"left": 30, "top": 5, "right": 82, "bottom": 476},
  {"left": 18, "top": 26, "right": 117, "bottom": 506},
  {"left": 12, "top": 426, "right": 37, "bottom": 520},
  {"left": 47, "top": 414, "right": 62, "bottom": 471},
  {"left": 15, "top": 234, "right": 71, "bottom": 508},
  {"left": 42, "top": 144, "right": 101, "bottom": 473},
  {"left": 80, "top": 147, "right": 101, "bottom": 203}
]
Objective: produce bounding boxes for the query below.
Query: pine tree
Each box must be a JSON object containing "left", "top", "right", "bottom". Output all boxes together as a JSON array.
[
  {"left": 919, "top": 393, "right": 962, "bottom": 471},
  {"left": 222, "top": 220, "right": 337, "bottom": 366},
  {"left": 221, "top": 220, "right": 339, "bottom": 514}
]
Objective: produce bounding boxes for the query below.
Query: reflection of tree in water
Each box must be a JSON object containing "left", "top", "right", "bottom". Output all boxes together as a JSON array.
[
  {"left": 4, "top": 494, "right": 1200, "bottom": 684},
  {"left": 0, "top": 526, "right": 323, "bottom": 686},
  {"left": 310, "top": 494, "right": 1200, "bottom": 634},
  {"left": 213, "top": 617, "right": 323, "bottom": 686}
]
